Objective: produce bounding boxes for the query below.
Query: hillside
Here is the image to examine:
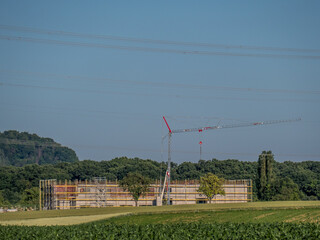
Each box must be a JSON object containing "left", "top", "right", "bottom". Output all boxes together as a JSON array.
[{"left": 0, "top": 130, "right": 78, "bottom": 167}]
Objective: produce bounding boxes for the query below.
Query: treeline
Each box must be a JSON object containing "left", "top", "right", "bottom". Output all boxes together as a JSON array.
[
  {"left": 0, "top": 130, "right": 79, "bottom": 166},
  {"left": 0, "top": 155, "right": 319, "bottom": 207},
  {"left": 257, "top": 151, "right": 320, "bottom": 201}
]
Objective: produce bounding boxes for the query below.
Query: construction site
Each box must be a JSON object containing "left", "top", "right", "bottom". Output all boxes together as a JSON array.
[
  {"left": 38, "top": 117, "right": 302, "bottom": 210},
  {"left": 39, "top": 178, "right": 252, "bottom": 210}
]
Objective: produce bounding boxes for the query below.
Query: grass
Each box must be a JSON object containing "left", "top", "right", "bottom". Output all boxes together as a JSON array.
[
  {"left": 1, "top": 202, "right": 320, "bottom": 239},
  {"left": 106, "top": 208, "right": 320, "bottom": 225},
  {"left": 0, "top": 201, "right": 320, "bottom": 226}
]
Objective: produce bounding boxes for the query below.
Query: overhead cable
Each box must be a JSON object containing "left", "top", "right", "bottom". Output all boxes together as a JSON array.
[
  {"left": 0, "top": 24, "right": 319, "bottom": 53},
  {"left": 0, "top": 35, "right": 319, "bottom": 60},
  {"left": 0, "top": 81, "right": 317, "bottom": 102},
  {"left": 1, "top": 69, "right": 320, "bottom": 95},
  {"left": 0, "top": 138, "right": 319, "bottom": 159}
]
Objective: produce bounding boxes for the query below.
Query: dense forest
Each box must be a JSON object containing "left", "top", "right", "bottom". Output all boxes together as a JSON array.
[
  {"left": 0, "top": 130, "right": 78, "bottom": 166},
  {"left": 0, "top": 156, "right": 319, "bottom": 207}
]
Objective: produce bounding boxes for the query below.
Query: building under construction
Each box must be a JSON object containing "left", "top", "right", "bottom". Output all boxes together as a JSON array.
[{"left": 39, "top": 178, "right": 252, "bottom": 210}]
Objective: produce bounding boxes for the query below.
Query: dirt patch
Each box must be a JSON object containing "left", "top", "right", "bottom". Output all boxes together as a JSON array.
[
  {"left": 284, "top": 214, "right": 307, "bottom": 223},
  {"left": 0, "top": 212, "right": 130, "bottom": 226},
  {"left": 254, "top": 212, "right": 275, "bottom": 220},
  {"left": 307, "top": 212, "right": 320, "bottom": 223}
]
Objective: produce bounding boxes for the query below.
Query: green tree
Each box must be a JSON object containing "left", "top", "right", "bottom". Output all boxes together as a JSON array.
[
  {"left": 176, "top": 162, "right": 199, "bottom": 179},
  {"left": 19, "top": 187, "right": 39, "bottom": 208},
  {"left": 0, "top": 130, "right": 78, "bottom": 167},
  {"left": 271, "top": 177, "right": 301, "bottom": 201},
  {"left": 303, "top": 180, "right": 320, "bottom": 200},
  {"left": 198, "top": 173, "right": 225, "bottom": 203},
  {"left": 257, "top": 151, "right": 275, "bottom": 200},
  {"left": 0, "top": 190, "right": 9, "bottom": 207},
  {"left": 119, "top": 172, "right": 151, "bottom": 207}
]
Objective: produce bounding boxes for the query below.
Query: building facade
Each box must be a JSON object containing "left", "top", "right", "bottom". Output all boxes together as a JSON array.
[{"left": 39, "top": 178, "right": 252, "bottom": 210}]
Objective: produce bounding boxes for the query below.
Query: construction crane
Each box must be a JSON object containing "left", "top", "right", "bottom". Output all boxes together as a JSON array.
[{"left": 161, "top": 116, "right": 301, "bottom": 205}]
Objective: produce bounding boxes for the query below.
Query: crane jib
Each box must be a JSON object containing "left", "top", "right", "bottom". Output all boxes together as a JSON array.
[{"left": 169, "top": 118, "right": 301, "bottom": 134}]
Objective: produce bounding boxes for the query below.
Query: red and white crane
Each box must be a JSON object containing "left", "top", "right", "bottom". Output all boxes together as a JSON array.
[{"left": 161, "top": 116, "right": 301, "bottom": 204}]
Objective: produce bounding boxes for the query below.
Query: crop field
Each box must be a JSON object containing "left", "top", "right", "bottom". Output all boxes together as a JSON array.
[
  {"left": 1, "top": 222, "right": 320, "bottom": 240},
  {"left": 0, "top": 201, "right": 320, "bottom": 239},
  {"left": 107, "top": 208, "right": 320, "bottom": 225},
  {"left": 1, "top": 201, "right": 320, "bottom": 224}
]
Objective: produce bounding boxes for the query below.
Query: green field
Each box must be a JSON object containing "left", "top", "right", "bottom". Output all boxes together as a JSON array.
[
  {"left": 107, "top": 208, "right": 320, "bottom": 225},
  {"left": 1, "top": 201, "right": 320, "bottom": 239},
  {"left": 1, "top": 221, "right": 320, "bottom": 239},
  {"left": 1, "top": 201, "right": 320, "bottom": 224}
]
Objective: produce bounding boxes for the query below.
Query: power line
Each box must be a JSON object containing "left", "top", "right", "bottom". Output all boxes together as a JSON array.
[
  {"left": 0, "top": 34, "right": 320, "bottom": 60},
  {"left": 4, "top": 102, "right": 313, "bottom": 126},
  {"left": 4, "top": 102, "right": 316, "bottom": 133},
  {"left": 0, "top": 102, "right": 161, "bottom": 120},
  {"left": 0, "top": 138, "right": 62, "bottom": 148},
  {"left": 0, "top": 81, "right": 317, "bottom": 102},
  {"left": 1, "top": 24, "right": 319, "bottom": 53},
  {"left": 0, "top": 138, "right": 319, "bottom": 159},
  {"left": 1, "top": 69, "right": 320, "bottom": 95}
]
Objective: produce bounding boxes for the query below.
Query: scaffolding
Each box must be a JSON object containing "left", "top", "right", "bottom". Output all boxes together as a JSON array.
[
  {"left": 39, "top": 179, "right": 56, "bottom": 210},
  {"left": 39, "top": 178, "right": 252, "bottom": 210},
  {"left": 93, "top": 177, "right": 107, "bottom": 207}
]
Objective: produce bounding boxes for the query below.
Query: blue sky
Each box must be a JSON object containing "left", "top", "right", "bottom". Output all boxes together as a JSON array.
[{"left": 0, "top": 1, "right": 319, "bottom": 163}]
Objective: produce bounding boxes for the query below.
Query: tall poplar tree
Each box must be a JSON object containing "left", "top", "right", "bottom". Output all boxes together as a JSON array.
[
  {"left": 257, "top": 152, "right": 267, "bottom": 199},
  {"left": 257, "top": 151, "right": 274, "bottom": 200}
]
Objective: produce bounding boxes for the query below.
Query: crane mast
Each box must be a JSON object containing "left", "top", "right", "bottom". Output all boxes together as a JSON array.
[
  {"left": 162, "top": 116, "right": 172, "bottom": 204},
  {"left": 162, "top": 116, "right": 301, "bottom": 205}
]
